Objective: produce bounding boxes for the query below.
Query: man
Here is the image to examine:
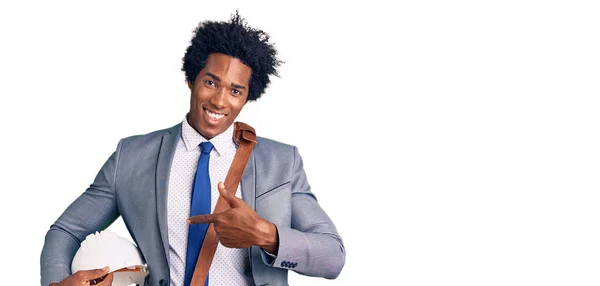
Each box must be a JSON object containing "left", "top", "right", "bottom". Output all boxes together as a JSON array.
[{"left": 40, "top": 11, "right": 345, "bottom": 286}]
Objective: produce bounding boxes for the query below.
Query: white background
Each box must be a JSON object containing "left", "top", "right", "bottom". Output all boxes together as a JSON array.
[{"left": 1, "top": 0, "right": 599, "bottom": 285}]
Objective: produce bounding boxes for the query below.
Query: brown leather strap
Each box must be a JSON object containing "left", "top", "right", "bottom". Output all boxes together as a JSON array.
[{"left": 190, "top": 122, "right": 257, "bottom": 286}]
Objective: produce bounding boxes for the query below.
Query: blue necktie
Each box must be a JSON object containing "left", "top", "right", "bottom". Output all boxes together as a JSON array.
[{"left": 184, "top": 141, "right": 213, "bottom": 286}]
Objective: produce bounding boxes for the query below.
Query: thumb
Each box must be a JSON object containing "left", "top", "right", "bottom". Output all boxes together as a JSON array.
[
  {"left": 218, "top": 182, "right": 242, "bottom": 207},
  {"left": 78, "top": 266, "right": 110, "bottom": 279}
]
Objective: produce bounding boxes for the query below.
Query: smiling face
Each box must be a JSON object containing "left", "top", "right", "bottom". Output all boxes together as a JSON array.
[{"left": 187, "top": 53, "right": 252, "bottom": 139}]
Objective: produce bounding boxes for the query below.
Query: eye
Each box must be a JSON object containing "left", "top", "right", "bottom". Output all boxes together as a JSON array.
[
  {"left": 204, "top": 80, "right": 216, "bottom": 87},
  {"left": 231, "top": 89, "right": 241, "bottom": 96}
]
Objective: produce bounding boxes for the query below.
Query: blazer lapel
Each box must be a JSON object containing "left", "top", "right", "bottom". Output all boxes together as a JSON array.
[
  {"left": 241, "top": 149, "right": 264, "bottom": 283},
  {"left": 240, "top": 150, "right": 256, "bottom": 210},
  {"left": 154, "top": 123, "right": 257, "bottom": 280},
  {"left": 155, "top": 123, "right": 182, "bottom": 264}
]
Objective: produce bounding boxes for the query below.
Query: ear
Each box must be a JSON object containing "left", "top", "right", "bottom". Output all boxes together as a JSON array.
[{"left": 187, "top": 81, "right": 193, "bottom": 90}]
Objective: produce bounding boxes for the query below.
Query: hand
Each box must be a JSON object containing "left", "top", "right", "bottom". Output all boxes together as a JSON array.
[
  {"left": 51, "top": 267, "right": 114, "bottom": 285},
  {"left": 187, "top": 182, "right": 279, "bottom": 253}
]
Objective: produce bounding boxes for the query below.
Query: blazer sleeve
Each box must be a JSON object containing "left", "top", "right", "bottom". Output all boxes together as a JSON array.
[
  {"left": 267, "top": 146, "right": 346, "bottom": 279},
  {"left": 40, "top": 140, "right": 122, "bottom": 286}
]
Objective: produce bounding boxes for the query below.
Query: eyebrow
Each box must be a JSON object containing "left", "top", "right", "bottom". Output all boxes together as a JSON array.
[
  {"left": 205, "top": 72, "right": 247, "bottom": 90},
  {"left": 205, "top": 72, "right": 221, "bottom": 82},
  {"left": 231, "top": 83, "right": 246, "bottom": 90}
]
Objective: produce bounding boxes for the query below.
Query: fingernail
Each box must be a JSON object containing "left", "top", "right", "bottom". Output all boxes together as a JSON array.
[{"left": 186, "top": 219, "right": 190, "bottom": 224}]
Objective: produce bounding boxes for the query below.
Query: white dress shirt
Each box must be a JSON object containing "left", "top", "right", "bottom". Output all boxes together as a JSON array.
[{"left": 167, "top": 117, "right": 253, "bottom": 286}]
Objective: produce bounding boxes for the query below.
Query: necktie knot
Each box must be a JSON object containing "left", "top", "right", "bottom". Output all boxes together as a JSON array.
[{"left": 200, "top": 141, "right": 214, "bottom": 155}]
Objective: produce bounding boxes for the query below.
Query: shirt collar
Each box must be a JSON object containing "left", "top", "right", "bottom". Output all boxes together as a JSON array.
[{"left": 181, "top": 115, "right": 236, "bottom": 156}]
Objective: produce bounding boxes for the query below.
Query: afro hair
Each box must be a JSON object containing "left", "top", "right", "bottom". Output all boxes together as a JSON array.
[{"left": 182, "top": 10, "right": 283, "bottom": 102}]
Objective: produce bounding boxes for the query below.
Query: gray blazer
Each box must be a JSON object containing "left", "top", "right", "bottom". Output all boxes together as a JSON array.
[{"left": 40, "top": 123, "right": 345, "bottom": 286}]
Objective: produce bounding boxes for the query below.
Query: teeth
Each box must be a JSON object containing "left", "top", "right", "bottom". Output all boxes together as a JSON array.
[{"left": 205, "top": 109, "right": 225, "bottom": 120}]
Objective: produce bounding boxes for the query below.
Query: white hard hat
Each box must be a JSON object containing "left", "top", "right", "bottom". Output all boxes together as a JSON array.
[{"left": 71, "top": 230, "right": 149, "bottom": 286}]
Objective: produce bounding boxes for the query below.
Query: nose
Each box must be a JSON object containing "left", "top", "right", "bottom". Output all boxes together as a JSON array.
[{"left": 209, "top": 88, "right": 228, "bottom": 109}]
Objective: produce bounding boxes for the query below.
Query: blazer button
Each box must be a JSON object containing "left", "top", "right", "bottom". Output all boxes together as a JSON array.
[{"left": 159, "top": 279, "right": 167, "bottom": 286}]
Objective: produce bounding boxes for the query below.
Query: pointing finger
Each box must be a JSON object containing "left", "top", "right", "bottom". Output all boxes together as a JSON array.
[{"left": 187, "top": 213, "right": 219, "bottom": 224}]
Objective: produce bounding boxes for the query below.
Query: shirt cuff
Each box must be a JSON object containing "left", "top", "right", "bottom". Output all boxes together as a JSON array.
[
  {"left": 258, "top": 223, "right": 280, "bottom": 266},
  {"left": 259, "top": 248, "right": 278, "bottom": 265}
]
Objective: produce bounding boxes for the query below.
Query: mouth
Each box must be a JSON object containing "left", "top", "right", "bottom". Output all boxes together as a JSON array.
[{"left": 203, "top": 106, "right": 226, "bottom": 121}]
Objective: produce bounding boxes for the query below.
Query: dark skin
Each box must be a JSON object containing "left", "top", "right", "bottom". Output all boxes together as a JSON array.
[
  {"left": 188, "top": 182, "right": 279, "bottom": 253},
  {"left": 187, "top": 53, "right": 250, "bottom": 140},
  {"left": 53, "top": 53, "right": 278, "bottom": 286},
  {"left": 50, "top": 267, "right": 113, "bottom": 286},
  {"left": 186, "top": 53, "right": 279, "bottom": 254}
]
